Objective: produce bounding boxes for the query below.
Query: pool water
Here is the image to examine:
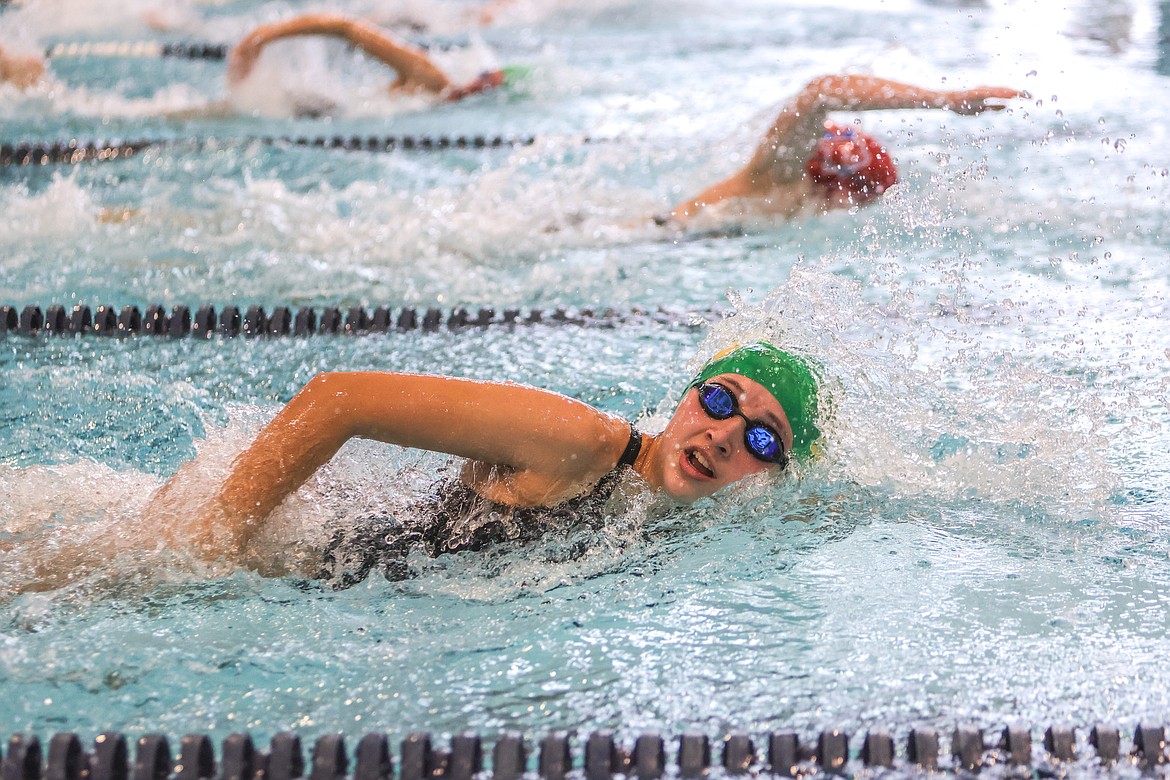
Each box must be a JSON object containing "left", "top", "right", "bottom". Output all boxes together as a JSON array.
[{"left": 2, "top": 0, "right": 1169, "bottom": 759}]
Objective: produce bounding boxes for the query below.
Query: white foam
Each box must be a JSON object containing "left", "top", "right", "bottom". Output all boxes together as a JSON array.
[
  {"left": 688, "top": 267, "right": 1120, "bottom": 516},
  {"left": 0, "top": 175, "right": 101, "bottom": 244},
  {"left": 3, "top": 0, "right": 200, "bottom": 37}
]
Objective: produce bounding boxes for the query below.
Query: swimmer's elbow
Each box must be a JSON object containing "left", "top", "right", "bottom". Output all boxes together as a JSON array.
[
  {"left": 803, "top": 74, "right": 837, "bottom": 91},
  {"left": 300, "top": 369, "right": 392, "bottom": 410},
  {"left": 798, "top": 74, "right": 851, "bottom": 109},
  {"left": 298, "top": 371, "right": 353, "bottom": 405},
  {"left": 308, "top": 370, "right": 369, "bottom": 387},
  {"left": 286, "top": 372, "right": 367, "bottom": 440},
  {"left": 304, "top": 371, "right": 336, "bottom": 392}
]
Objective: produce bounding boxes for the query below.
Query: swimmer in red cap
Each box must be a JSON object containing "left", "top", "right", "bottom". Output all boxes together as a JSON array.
[
  {"left": 670, "top": 74, "right": 1021, "bottom": 220},
  {"left": 227, "top": 13, "right": 508, "bottom": 102}
]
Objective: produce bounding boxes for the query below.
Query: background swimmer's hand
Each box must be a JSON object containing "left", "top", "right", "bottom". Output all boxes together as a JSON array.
[
  {"left": 943, "top": 86, "right": 1022, "bottom": 115},
  {"left": 98, "top": 207, "right": 140, "bottom": 224}
]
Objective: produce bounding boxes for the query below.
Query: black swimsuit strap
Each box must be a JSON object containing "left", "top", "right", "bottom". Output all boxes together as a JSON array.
[{"left": 618, "top": 424, "right": 643, "bottom": 467}]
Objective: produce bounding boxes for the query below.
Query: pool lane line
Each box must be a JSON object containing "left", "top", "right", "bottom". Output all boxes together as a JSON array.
[
  {"left": 0, "top": 723, "right": 1162, "bottom": 777},
  {"left": 0, "top": 133, "right": 603, "bottom": 167},
  {"left": 1, "top": 303, "right": 725, "bottom": 338},
  {"left": 44, "top": 37, "right": 469, "bottom": 61},
  {"left": 45, "top": 41, "right": 225, "bottom": 60}
]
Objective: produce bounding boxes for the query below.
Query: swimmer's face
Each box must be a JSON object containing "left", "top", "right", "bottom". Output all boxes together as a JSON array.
[{"left": 653, "top": 374, "right": 793, "bottom": 503}]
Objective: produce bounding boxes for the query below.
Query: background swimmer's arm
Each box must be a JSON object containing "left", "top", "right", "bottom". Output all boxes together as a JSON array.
[
  {"left": 669, "top": 176, "right": 758, "bottom": 220},
  {"left": 791, "top": 74, "right": 1021, "bottom": 115},
  {"left": 671, "top": 74, "right": 1020, "bottom": 219},
  {"left": 226, "top": 13, "right": 450, "bottom": 93},
  {"left": 203, "top": 372, "right": 631, "bottom": 550},
  {"left": 742, "top": 75, "right": 1021, "bottom": 182},
  {"left": 227, "top": 16, "right": 342, "bottom": 84},
  {"left": 333, "top": 17, "right": 451, "bottom": 93},
  {"left": 670, "top": 76, "right": 849, "bottom": 218}
]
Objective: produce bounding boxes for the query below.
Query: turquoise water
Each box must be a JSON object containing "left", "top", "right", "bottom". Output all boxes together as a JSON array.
[{"left": 2, "top": 0, "right": 1169, "bottom": 758}]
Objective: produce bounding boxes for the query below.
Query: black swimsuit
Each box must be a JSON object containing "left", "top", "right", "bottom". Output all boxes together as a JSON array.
[{"left": 316, "top": 426, "right": 643, "bottom": 588}]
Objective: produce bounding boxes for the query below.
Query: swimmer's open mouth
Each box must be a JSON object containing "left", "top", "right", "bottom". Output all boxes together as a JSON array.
[{"left": 686, "top": 448, "right": 715, "bottom": 479}]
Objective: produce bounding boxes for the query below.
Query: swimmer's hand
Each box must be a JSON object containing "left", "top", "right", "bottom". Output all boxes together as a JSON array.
[
  {"left": 98, "top": 206, "right": 139, "bottom": 224},
  {"left": 943, "top": 86, "right": 1022, "bottom": 115}
]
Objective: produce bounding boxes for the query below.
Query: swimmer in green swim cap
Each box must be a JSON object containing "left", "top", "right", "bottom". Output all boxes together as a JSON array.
[
  {"left": 688, "top": 342, "right": 821, "bottom": 458},
  {"left": 153, "top": 339, "right": 823, "bottom": 558},
  {"left": 635, "top": 342, "right": 823, "bottom": 503},
  {"left": 227, "top": 12, "right": 518, "bottom": 104},
  {"left": 6, "top": 341, "right": 826, "bottom": 591}
]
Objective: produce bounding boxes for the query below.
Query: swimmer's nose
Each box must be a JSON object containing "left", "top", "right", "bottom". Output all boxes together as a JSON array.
[{"left": 707, "top": 420, "right": 739, "bottom": 457}]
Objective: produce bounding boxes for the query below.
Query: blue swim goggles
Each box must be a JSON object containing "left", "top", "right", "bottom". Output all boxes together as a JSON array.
[{"left": 696, "top": 382, "right": 788, "bottom": 468}]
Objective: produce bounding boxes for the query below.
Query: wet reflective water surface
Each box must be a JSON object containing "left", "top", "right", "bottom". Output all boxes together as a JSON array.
[{"left": 1, "top": 0, "right": 1169, "bottom": 758}]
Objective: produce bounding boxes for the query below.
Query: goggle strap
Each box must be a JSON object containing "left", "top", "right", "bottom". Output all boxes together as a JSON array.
[{"left": 618, "top": 425, "right": 643, "bottom": 467}]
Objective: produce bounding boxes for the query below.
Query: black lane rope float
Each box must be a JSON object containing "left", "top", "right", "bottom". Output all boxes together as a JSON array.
[
  {"left": 0, "top": 723, "right": 1166, "bottom": 779},
  {"left": 0, "top": 133, "right": 549, "bottom": 167},
  {"left": 0, "top": 304, "right": 723, "bottom": 339},
  {"left": 44, "top": 37, "right": 466, "bottom": 60},
  {"left": 45, "top": 41, "right": 230, "bottom": 60}
]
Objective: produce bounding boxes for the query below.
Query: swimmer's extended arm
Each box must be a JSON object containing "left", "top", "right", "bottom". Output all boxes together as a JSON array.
[
  {"left": 226, "top": 13, "right": 451, "bottom": 93},
  {"left": 671, "top": 74, "right": 1020, "bottom": 219},
  {"left": 202, "top": 372, "right": 631, "bottom": 551},
  {"left": 743, "top": 75, "right": 1021, "bottom": 181}
]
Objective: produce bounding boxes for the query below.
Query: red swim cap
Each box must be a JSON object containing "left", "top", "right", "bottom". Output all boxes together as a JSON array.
[{"left": 805, "top": 123, "right": 897, "bottom": 204}]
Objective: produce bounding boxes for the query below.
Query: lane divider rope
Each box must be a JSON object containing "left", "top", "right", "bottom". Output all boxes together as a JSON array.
[
  {"left": 44, "top": 37, "right": 464, "bottom": 60},
  {"left": 45, "top": 41, "right": 225, "bottom": 60},
  {"left": 0, "top": 723, "right": 1162, "bottom": 778},
  {"left": 0, "top": 133, "right": 549, "bottom": 167},
  {"left": 0, "top": 303, "right": 722, "bottom": 338}
]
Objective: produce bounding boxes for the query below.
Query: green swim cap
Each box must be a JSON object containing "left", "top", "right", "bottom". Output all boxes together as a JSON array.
[
  {"left": 500, "top": 65, "right": 533, "bottom": 84},
  {"left": 689, "top": 342, "right": 822, "bottom": 458}
]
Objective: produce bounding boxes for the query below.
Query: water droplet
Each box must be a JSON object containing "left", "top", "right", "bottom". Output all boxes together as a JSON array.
[
  {"left": 1026, "top": 69, "right": 1038, "bottom": 77},
  {"left": 1115, "top": 139, "right": 1126, "bottom": 152}
]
